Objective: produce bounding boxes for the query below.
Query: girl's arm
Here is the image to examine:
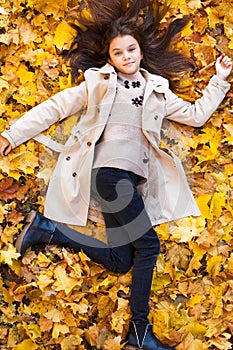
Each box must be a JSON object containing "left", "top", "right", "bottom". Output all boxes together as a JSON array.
[
  {"left": 1, "top": 81, "right": 88, "bottom": 150},
  {"left": 165, "top": 54, "right": 232, "bottom": 127}
]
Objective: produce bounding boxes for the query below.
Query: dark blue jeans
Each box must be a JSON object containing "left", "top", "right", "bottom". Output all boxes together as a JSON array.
[{"left": 52, "top": 167, "right": 160, "bottom": 324}]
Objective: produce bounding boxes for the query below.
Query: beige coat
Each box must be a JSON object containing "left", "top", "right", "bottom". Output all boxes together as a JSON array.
[{"left": 2, "top": 64, "right": 230, "bottom": 226}]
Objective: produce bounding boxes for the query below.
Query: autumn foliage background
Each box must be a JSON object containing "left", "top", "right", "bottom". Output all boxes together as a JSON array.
[{"left": 0, "top": 0, "right": 233, "bottom": 349}]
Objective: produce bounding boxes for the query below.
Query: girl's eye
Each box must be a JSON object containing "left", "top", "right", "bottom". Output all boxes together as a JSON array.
[{"left": 129, "top": 47, "right": 136, "bottom": 52}]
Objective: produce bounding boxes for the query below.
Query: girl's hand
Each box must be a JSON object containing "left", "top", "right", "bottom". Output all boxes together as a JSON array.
[
  {"left": 0, "top": 135, "right": 12, "bottom": 156},
  {"left": 215, "top": 54, "right": 232, "bottom": 81}
]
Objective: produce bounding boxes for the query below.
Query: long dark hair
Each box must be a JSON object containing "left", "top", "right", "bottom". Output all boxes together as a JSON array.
[{"left": 63, "top": 0, "right": 196, "bottom": 90}]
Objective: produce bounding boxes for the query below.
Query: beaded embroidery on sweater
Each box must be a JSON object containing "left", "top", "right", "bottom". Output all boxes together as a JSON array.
[{"left": 93, "top": 71, "right": 150, "bottom": 179}]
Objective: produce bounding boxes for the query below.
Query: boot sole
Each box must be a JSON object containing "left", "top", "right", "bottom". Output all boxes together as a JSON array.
[{"left": 15, "top": 210, "right": 37, "bottom": 254}]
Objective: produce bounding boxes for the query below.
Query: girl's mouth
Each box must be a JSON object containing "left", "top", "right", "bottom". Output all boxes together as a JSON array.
[{"left": 123, "top": 62, "right": 134, "bottom": 66}]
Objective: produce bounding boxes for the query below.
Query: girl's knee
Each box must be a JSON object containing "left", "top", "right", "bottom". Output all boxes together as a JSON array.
[
  {"left": 104, "top": 255, "right": 133, "bottom": 274},
  {"left": 114, "top": 259, "right": 133, "bottom": 274},
  {"left": 116, "top": 263, "right": 132, "bottom": 274}
]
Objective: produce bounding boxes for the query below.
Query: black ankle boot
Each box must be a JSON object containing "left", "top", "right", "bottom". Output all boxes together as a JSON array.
[
  {"left": 125, "top": 322, "right": 175, "bottom": 350},
  {"left": 15, "top": 211, "right": 56, "bottom": 256}
]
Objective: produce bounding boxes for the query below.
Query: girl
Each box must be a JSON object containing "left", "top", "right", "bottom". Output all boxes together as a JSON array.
[{"left": 0, "top": 0, "right": 232, "bottom": 349}]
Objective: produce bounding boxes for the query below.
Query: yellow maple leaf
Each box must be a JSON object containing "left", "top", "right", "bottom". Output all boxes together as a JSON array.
[
  {"left": 104, "top": 335, "right": 124, "bottom": 350},
  {"left": 110, "top": 298, "right": 130, "bottom": 333},
  {"left": 0, "top": 77, "right": 9, "bottom": 90},
  {"left": 223, "top": 123, "right": 233, "bottom": 144},
  {"left": 169, "top": 217, "right": 205, "bottom": 243},
  {"left": 24, "top": 323, "right": 41, "bottom": 340},
  {"left": 60, "top": 333, "right": 84, "bottom": 349},
  {"left": 52, "top": 323, "right": 69, "bottom": 339},
  {"left": 181, "top": 20, "right": 193, "bottom": 36},
  {"left": 18, "top": 19, "right": 37, "bottom": 45},
  {"left": 12, "top": 339, "right": 38, "bottom": 350},
  {"left": 53, "top": 264, "right": 78, "bottom": 295},
  {"left": 37, "top": 271, "right": 54, "bottom": 291},
  {"left": 0, "top": 156, "right": 10, "bottom": 176},
  {"left": 156, "top": 223, "right": 170, "bottom": 240},
  {"left": 207, "top": 255, "right": 223, "bottom": 279},
  {"left": 187, "top": 321, "right": 207, "bottom": 339},
  {"left": 44, "top": 308, "right": 65, "bottom": 323},
  {"left": 210, "top": 192, "right": 225, "bottom": 218},
  {"left": 13, "top": 82, "right": 37, "bottom": 106},
  {"left": 176, "top": 332, "right": 205, "bottom": 350},
  {"left": 9, "top": 152, "right": 39, "bottom": 174},
  {"left": 186, "top": 295, "right": 203, "bottom": 308},
  {"left": 195, "top": 194, "right": 212, "bottom": 219},
  {"left": 0, "top": 244, "right": 20, "bottom": 266},
  {"left": 37, "top": 252, "right": 52, "bottom": 266},
  {"left": 0, "top": 204, "right": 8, "bottom": 224},
  {"left": 32, "top": 13, "right": 48, "bottom": 30},
  {"left": 62, "top": 298, "right": 89, "bottom": 315},
  {"left": 54, "top": 21, "right": 76, "bottom": 50},
  {"left": 205, "top": 7, "right": 220, "bottom": 29},
  {"left": 84, "top": 325, "right": 98, "bottom": 347},
  {"left": 17, "top": 65, "right": 35, "bottom": 85},
  {"left": 186, "top": 256, "right": 202, "bottom": 276},
  {"left": 97, "top": 295, "right": 115, "bottom": 319},
  {"left": 222, "top": 2, "right": 233, "bottom": 40},
  {"left": 187, "top": 0, "right": 202, "bottom": 10},
  {"left": 59, "top": 74, "right": 72, "bottom": 90},
  {"left": 27, "top": 0, "right": 68, "bottom": 18}
]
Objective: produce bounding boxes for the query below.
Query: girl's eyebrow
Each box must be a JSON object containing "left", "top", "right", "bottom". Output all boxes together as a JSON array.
[{"left": 111, "top": 43, "right": 136, "bottom": 52}]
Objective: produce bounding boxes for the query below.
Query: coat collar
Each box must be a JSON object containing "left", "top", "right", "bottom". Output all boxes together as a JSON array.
[
  {"left": 98, "top": 63, "right": 116, "bottom": 74},
  {"left": 90, "top": 63, "right": 168, "bottom": 92}
]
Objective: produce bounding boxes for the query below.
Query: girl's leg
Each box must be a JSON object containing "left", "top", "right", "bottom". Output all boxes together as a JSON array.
[
  {"left": 51, "top": 223, "right": 134, "bottom": 273},
  {"left": 94, "top": 168, "right": 174, "bottom": 349},
  {"left": 94, "top": 167, "right": 160, "bottom": 324},
  {"left": 16, "top": 213, "right": 134, "bottom": 273}
]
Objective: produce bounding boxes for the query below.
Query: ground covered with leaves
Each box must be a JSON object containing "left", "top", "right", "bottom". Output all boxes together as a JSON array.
[{"left": 0, "top": 0, "right": 233, "bottom": 349}]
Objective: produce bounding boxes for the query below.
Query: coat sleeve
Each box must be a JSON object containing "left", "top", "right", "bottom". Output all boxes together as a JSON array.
[
  {"left": 1, "top": 82, "right": 88, "bottom": 148},
  {"left": 164, "top": 75, "right": 230, "bottom": 127}
]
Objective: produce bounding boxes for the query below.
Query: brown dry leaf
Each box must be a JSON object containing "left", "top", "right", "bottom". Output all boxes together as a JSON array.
[
  {"left": 0, "top": 178, "right": 20, "bottom": 201},
  {"left": 6, "top": 209, "right": 24, "bottom": 225},
  {"left": 38, "top": 317, "right": 53, "bottom": 333},
  {"left": 60, "top": 333, "right": 84, "bottom": 350}
]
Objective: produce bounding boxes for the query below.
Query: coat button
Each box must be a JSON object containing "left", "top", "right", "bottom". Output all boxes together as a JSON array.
[
  {"left": 87, "top": 141, "right": 92, "bottom": 146},
  {"left": 154, "top": 115, "right": 158, "bottom": 120},
  {"left": 72, "top": 172, "right": 77, "bottom": 177},
  {"left": 66, "top": 156, "right": 71, "bottom": 161}
]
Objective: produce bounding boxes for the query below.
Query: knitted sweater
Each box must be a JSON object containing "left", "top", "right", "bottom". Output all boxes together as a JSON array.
[{"left": 93, "top": 71, "right": 149, "bottom": 179}]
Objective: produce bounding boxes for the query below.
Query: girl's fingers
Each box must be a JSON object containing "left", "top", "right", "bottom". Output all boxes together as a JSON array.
[
  {"left": 219, "top": 54, "right": 232, "bottom": 67},
  {"left": 3, "top": 145, "right": 11, "bottom": 156},
  {"left": 0, "top": 140, "right": 12, "bottom": 156}
]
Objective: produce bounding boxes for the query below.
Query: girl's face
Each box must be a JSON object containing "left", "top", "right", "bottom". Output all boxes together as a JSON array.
[{"left": 108, "top": 35, "right": 143, "bottom": 75}]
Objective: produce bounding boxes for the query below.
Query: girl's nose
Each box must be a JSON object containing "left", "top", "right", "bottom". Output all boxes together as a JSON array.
[{"left": 123, "top": 51, "right": 130, "bottom": 60}]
